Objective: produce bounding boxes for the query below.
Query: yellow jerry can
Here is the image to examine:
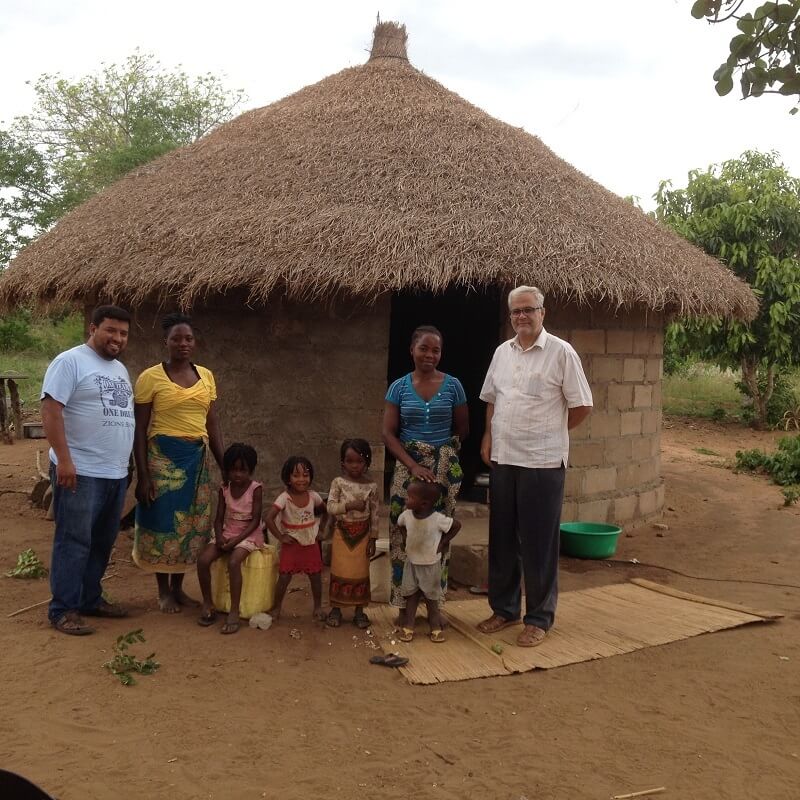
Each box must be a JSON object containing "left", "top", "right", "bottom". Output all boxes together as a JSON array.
[{"left": 211, "top": 544, "right": 278, "bottom": 618}]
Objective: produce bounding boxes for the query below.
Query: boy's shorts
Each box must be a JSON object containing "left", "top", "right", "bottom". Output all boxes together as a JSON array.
[{"left": 401, "top": 559, "right": 442, "bottom": 602}]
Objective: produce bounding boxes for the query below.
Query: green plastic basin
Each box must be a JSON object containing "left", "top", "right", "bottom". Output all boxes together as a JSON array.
[{"left": 560, "top": 522, "right": 622, "bottom": 559}]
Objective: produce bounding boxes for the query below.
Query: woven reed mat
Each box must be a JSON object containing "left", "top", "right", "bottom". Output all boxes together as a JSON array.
[{"left": 370, "top": 579, "right": 781, "bottom": 685}]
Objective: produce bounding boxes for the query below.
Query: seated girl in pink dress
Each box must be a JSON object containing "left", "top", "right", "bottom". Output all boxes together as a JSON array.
[
  {"left": 265, "top": 455, "right": 327, "bottom": 622},
  {"left": 197, "top": 443, "right": 264, "bottom": 634}
]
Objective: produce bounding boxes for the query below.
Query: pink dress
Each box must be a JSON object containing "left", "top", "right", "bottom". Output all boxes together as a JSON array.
[{"left": 221, "top": 481, "right": 265, "bottom": 552}]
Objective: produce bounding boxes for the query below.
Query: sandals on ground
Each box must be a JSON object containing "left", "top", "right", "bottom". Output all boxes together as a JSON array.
[
  {"left": 82, "top": 600, "right": 128, "bottom": 618},
  {"left": 197, "top": 610, "right": 218, "bottom": 627},
  {"left": 429, "top": 629, "right": 446, "bottom": 643},
  {"left": 396, "top": 627, "right": 414, "bottom": 642},
  {"left": 53, "top": 612, "right": 95, "bottom": 636}
]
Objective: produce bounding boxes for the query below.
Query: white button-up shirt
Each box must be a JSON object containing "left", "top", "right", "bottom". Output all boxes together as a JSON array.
[{"left": 480, "top": 328, "right": 593, "bottom": 468}]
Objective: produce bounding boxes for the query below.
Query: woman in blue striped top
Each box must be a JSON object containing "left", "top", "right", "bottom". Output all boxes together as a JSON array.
[{"left": 382, "top": 325, "right": 469, "bottom": 619}]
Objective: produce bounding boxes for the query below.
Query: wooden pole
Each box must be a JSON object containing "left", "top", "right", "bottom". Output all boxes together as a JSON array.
[
  {"left": 8, "top": 379, "right": 23, "bottom": 440},
  {"left": 612, "top": 788, "right": 666, "bottom": 799},
  {"left": 0, "top": 378, "right": 11, "bottom": 444}
]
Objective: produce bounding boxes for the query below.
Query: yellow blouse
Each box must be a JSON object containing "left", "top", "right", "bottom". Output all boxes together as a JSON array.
[{"left": 134, "top": 363, "right": 217, "bottom": 440}]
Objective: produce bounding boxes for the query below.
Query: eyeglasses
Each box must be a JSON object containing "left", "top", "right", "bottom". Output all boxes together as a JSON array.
[{"left": 510, "top": 306, "right": 543, "bottom": 318}]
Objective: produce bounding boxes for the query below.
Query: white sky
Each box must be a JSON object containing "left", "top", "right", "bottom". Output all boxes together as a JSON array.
[{"left": 1, "top": 0, "right": 797, "bottom": 209}]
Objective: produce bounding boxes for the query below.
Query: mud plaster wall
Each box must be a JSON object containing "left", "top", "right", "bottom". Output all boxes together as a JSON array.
[
  {"left": 120, "top": 295, "right": 390, "bottom": 501},
  {"left": 545, "top": 303, "right": 665, "bottom": 525}
]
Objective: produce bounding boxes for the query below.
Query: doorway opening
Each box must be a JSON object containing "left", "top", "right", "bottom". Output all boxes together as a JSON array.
[{"left": 387, "top": 286, "right": 504, "bottom": 497}]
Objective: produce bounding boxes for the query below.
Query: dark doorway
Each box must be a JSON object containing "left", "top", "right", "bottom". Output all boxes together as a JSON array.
[{"left": 387, "top": 287, "right": 504, "bottom": 496}]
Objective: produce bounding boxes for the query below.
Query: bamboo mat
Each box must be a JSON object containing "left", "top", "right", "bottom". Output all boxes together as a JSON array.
[{"left": 371, "top": 579, "right": 781, "bottom": 685}]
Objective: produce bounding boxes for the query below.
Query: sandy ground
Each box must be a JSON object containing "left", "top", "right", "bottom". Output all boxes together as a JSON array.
[{"left": 1, "top": 418, "right": 799, "bottom": 800}]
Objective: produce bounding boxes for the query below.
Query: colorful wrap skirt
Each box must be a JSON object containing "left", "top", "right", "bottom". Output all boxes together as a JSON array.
[
  {"left": 329, "top": 518, "right": 372, "bottom": 608},
  {"left": 133, "top": 435, "right": 212, "bottom": 573},
  {"left": 388, "top": 437, "right": 463, "bottom": 607}
]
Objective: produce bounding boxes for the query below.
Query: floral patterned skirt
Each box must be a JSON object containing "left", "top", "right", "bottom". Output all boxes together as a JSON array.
[
  {"left": 388, "top": 438, "right": 462, "bottom": 608},
  {"left": 133, "top": 435, "right": 211, "bottom": 573}
]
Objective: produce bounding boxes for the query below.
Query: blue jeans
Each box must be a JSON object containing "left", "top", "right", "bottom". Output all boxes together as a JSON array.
[{"left": 48, "top": 464, "right": 127, "bottom": 622}]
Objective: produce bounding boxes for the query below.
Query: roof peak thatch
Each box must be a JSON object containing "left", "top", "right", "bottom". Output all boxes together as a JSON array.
[
  {"left": 0, "top": 20, "right": 758, "bottom": 321},
  {"left": 369, "top": 20, "right": 408, "bottom": 62}
]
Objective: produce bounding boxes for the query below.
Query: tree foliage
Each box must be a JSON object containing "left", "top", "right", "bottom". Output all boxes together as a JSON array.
[
  {"left": 656, "top": 150, "right": 800, "bottom": 426},
  {"left": 0, "top": 51, "right": 245, "bottom": 266},
  {"left": 691, "top": 0, "right": 800, "bottom": 110}
]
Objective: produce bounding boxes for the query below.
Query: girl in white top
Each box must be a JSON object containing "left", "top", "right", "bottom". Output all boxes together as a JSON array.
[{"left": 265, "top": 456, "right": 327, "bottom": 621}]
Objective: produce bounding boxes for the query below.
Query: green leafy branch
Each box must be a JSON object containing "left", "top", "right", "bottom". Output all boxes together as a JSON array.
[
  {"left": 691, "top": 0, "right": 800, "bottom": 112},
  {"left": 103, "top": 629, "right": 160, "bottom": 686},
  {"left": 5, "top": 548, "right": 48, "bottom": 579}
]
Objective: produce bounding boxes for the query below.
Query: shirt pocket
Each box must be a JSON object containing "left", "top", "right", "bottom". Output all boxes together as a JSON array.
[{"left": 522, "top": 371, "right": 544, "bottom": 398}]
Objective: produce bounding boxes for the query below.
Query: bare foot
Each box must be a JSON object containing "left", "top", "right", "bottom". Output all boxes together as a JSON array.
[
  {"left": 313, "top": 607, "right": 327, "bottom": 622},
  {"left": 158, "top": 591, "right": 181, "bottom": 613},
  {"left": 173, "top": 588, "right": 201, "bottom": 608},
  {"left": 267, "top": 607, "right": 281, "bottom": 623}
]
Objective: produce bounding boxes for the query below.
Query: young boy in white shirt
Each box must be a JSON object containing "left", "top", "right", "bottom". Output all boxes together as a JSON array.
[{"left": 396, "top": 480, "right": 461, "bottom": 643}]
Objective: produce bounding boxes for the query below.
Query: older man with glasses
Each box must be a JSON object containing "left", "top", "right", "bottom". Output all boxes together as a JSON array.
[{"left": 477, "top": 286, "right": 592, "bottom": 647}]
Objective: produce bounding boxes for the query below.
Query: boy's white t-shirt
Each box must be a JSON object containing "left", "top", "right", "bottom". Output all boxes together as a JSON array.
[
  {"left": 40, "top": 344, "right": 134, "bottom": 480},
  {"left": 397, "top": 509, "right": 454, "bottom": 566}
]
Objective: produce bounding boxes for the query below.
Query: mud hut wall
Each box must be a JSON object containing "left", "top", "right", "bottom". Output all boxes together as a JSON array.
[
  {"left": 121, "top": 296, "right": 391, "bottom": 500},
  {"left": 545, "top": 304, "right": 665, "bottom": 525}
]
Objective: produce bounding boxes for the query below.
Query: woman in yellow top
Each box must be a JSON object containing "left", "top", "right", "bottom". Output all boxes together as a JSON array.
[{"left": 133, "top": 313, "right": 224, "bottom": 612}]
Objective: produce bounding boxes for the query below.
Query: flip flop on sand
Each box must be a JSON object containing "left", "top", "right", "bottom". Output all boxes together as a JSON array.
[
  {"left": 198, "top": 610, "right": 218, "bottom": 627},
  {"left": 370, "top": 654, "right": 409, "bottom": 668}
]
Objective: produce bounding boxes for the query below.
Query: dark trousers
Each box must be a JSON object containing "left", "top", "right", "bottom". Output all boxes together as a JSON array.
[
  {"left": 488, "top": 463, "right": 565, "bottom": 629},
  {"left": 48, "top": 464, "right": 127, "bottom": 622}
]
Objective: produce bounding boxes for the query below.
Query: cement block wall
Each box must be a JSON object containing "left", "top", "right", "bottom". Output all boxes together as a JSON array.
[
  {"left": 121, "top": 294, "right": 390, "bottom": 501},
  {"left": 117, "top": 294, "right": 663, "bottom": 527},
  {"left": 545, "top": 304, "right": 665, "bottom": 526}
]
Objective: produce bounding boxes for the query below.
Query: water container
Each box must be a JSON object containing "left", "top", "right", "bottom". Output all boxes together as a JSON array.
[
  {"left": 211, "top": 544, "right": 278, "bottom": 618},
  {"left": 369, "top": 538, "right": 391, "bottom": 603}
]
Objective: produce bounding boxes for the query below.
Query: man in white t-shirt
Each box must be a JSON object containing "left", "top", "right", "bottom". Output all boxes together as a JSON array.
[
  {"left": 41, "top": 305, "right": 135, "bottom": 635},
  {"left": 478, "top": 286, "right": 593, "bottom": 648}
]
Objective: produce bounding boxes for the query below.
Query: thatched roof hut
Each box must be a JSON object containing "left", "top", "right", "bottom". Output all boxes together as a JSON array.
[
  {"left": 0, "top": 22, "right": 758, "bottom": 527},
  {"left": 0, "top": 22, "right": 755, "bottom": 319}
]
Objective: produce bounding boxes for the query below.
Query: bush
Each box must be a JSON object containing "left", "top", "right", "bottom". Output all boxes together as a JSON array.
[
  {"left": 0, "top": 310, "right": 36, "bottom": 351},
  {"left": 737, "top": 370, "right": 799, "bottom": 427},
  {"left": 735, "top": 435, "right": 800, "bottom": 486}
]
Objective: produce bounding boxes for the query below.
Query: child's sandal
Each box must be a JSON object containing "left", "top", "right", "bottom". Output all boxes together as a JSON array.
[
  {"left": 396, "top": 627, "right": 414, "bottom": 643},
  {"left": 429, "top": 629, "right": 446, "bottom": 643}
]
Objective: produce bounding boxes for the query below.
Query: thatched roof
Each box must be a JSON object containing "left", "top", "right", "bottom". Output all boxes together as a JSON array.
[{"left": 0, "top": 22, "right": 757, "bottom": 320}]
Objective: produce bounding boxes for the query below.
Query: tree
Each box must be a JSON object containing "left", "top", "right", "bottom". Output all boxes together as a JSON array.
[
  {"left": 691, "top": 0, "right": 800, "bottom": 111},
  {"left": 0, "top": 51, "right": 245, "bottom": 265},
  {"left": 656, "top": 150, "right": 800, "bottom": 427}
]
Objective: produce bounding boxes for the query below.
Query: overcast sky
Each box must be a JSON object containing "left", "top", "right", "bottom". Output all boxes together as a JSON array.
[{"left": 1, "top": 0, "right": 797, "bottom": 209}]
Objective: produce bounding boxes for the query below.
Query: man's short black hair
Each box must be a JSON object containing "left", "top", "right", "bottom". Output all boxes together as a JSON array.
[{"left": 91, "top": 305, "right": 131, "bottom": 326}]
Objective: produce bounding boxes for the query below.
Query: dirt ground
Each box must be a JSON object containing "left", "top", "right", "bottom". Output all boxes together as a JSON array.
[{"left": 1, "top": 418, "right": 799, "bottom": 800}]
